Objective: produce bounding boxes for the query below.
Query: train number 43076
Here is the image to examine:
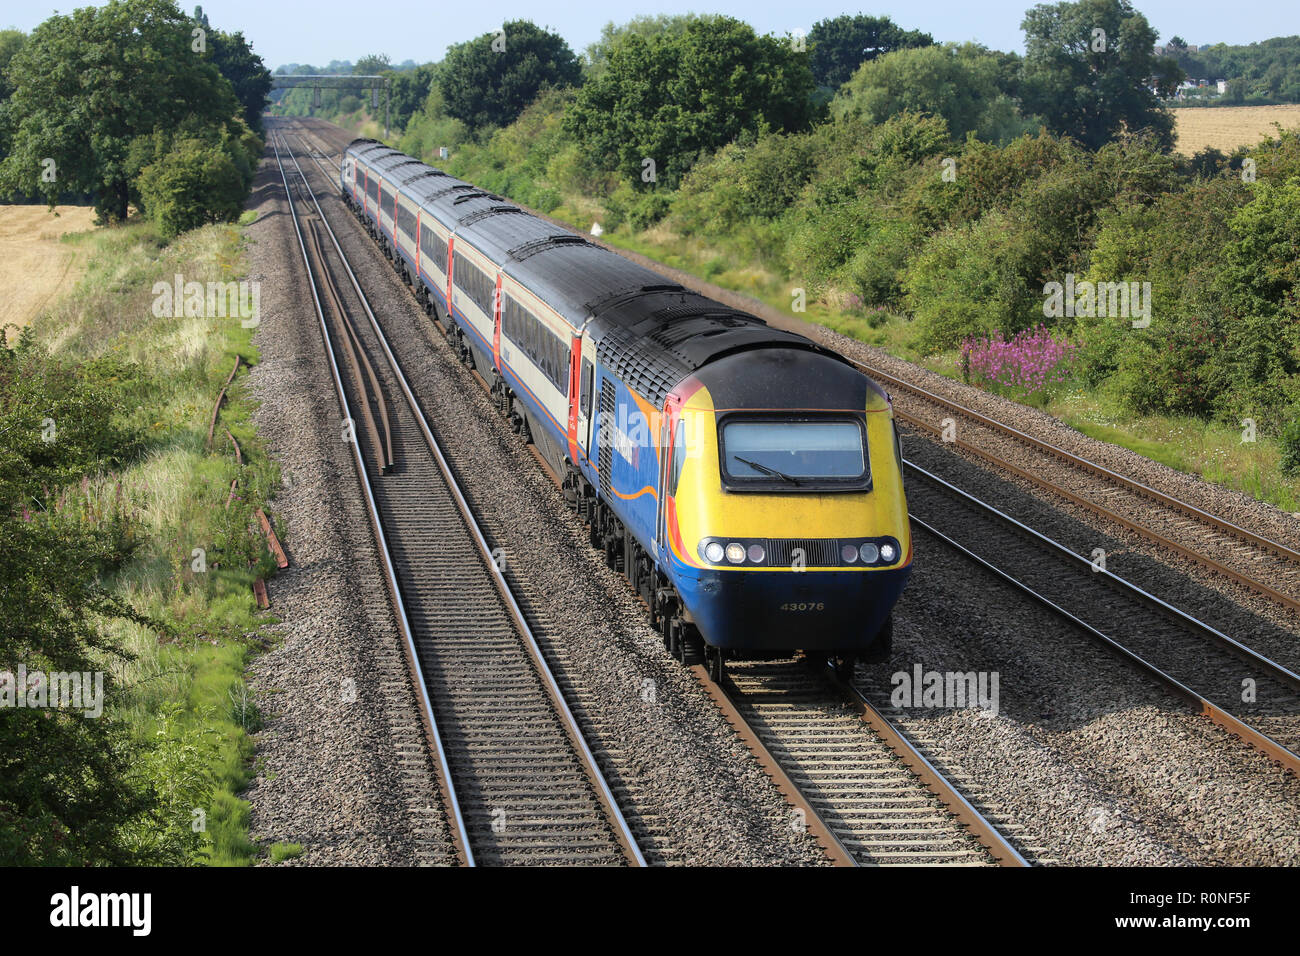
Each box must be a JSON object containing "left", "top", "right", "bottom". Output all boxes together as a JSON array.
[{"left": 779, "top": 602, "right": 825, "bottom": 612}]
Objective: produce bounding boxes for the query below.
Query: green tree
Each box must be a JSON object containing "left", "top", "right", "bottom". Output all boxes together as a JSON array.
[
  {"left": 583, "top": 14, "right": 698, "bottom": 79},
  {"left": 387, "top": 63, "right": 439, "bottom": 132},
  {"left": 1020, "top": 0, "right": 1182, "bottom": 150},
  {"left": 0, "top": 340, "right": 157, "bottom": 865},
  {"left": 0, "top": 0, "right": 244, "bottom": 222},
  {"left": 833, "top": 43, "right": 1034, "bottom": 141},
  {"left": 566, "top": 15, "right": 816, "bottom": 188},
  {"left": 440, "top": 21, "right": 581, "bottom": 134},
  {"left": 0, "top": 29, "right": 25, "bottom": 102},
  {"left": 808, "top": 13, "right": 934, "bottom": 89},
  {"left": 354, "top": 52, "right": 391, "bottom": 76},
  {"left": 205, "top": 27, "right": 272, "bottom": 134}
]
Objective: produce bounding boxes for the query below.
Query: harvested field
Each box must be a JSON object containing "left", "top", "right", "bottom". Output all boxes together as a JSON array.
[
  {"left": 1173, "top": 104, "right": 1300, "bottom": 155},
  {"left": 0, "top": 204, "right": 97, "bottom": 334}
]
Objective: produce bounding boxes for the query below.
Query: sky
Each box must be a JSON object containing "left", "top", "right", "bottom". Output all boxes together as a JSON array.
[{"left": 6, "top": 0, "right": 1299, "bottom": 70}]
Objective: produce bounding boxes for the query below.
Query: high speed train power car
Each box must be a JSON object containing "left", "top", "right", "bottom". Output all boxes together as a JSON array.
[{"left": 342, "top": 138, "right": 912, "bottom": 679}]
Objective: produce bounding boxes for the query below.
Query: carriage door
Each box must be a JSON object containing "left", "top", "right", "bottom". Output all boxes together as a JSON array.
[
  {"left": 655, "top": 396, "right": 679, "bottom": 558},
  {"left": 576, "top": 351, "right": 594, "bottom": 462}
]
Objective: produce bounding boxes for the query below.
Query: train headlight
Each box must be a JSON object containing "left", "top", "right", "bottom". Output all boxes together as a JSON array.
[
  {"left": 725, "top": 543, "right": 746, "bottom": 564},
  {"left": 840, "top": 544, "right": 859, "bottom": 564},
  {"left": 747, "top": 544, "right": 766, "bottom": 563},
  {"left": 879, "top": 542, "right": 897, "bottom": 564},
  {"left": 703, "top": 540, "right": 725, "bottom": 564},
  {"left": 859, "top": 542, "right": 879, "bottom": 564}
]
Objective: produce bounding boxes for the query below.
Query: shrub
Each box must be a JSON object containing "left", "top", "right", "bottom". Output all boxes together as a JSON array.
[
  {"left": 136, "top": 137, "right": 251, "bottom": 239},
  {"left": 1282, "top": 415, "right": 1300, "bottom": 476}
]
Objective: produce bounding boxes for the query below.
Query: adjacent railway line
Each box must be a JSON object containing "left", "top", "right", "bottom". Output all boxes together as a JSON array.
[{"left": 862, "top": 363, "right": 1300, "bottom": 617}]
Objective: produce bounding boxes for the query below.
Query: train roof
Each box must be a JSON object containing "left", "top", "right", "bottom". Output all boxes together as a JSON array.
[{"left": 345, "top": 139, "right": 847, "bottom": 407}]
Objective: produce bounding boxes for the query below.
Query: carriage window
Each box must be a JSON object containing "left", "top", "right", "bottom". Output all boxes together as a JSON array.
[
  {"left": 580, "top": 359, "right": 593, "bottom": 418},
  {"left": 669, "top": 420, "right": 687, "bottom": 495}
]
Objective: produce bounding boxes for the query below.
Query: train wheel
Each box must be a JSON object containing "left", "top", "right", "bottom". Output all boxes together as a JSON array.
[
  {"left": 679, "top": 626, "right": 704, "bottom": 666},
  {"left": 831, "top": 654, "right": 857, "bottom": 682},
  {"left": 706, "top": 646, "right": 725, "bottom": 683}
]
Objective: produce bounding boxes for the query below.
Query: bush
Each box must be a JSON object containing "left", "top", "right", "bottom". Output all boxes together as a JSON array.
[
  {"left": 902, "top": 210, "right": 1048, "bottom": 353},
  {"left": 1282, "top": 415, "right": 1300, "bottom": 476},
  {"left": 135, "top": 128, "right": 261, "bottom": 239}
]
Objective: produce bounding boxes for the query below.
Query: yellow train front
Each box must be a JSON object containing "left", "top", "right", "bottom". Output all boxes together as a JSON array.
[{"left": 659, "top": 347, "right": 911, "bottom": 666}]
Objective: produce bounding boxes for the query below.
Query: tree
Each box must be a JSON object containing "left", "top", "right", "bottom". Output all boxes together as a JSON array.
[
  {"left": 808, "top": 14, "right": 934, "bottom": 89},
  {"left": 1020, "top": 0, "right": 1182, "bottom": 150},
  {"left": 354, "top": 53, "right": 391, "bottom": 76},
  {"left": 0, "top": 0, "right": 244, "bottom": 222},
  {"left": 440, "top": 21, "right": 581, "bottom": 133},
  {"left": 387, "top": 63, "right": 439, "bottom": 132},
  {"left": 834, "top": 43, "right": 1034, "bottom": 142},
  {"left": 583, "top": 14, "right": 698, "bottom": 79},
  {"left": 0, "top": 340, "right": 156, "bottom": 865},
  {"left": 205, "top": 28, "right": 272, "bottom": 134},
  {"left": 565, "top": 15, "right": 816, "bottom": 188},
  {"left": 0, "top": 30, "right": 25, "bottom": 102}
]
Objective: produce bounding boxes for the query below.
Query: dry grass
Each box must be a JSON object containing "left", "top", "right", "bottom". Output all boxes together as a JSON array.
[
  {"left": 0, "top": 204, "right": 98, "bottom": 333},
  {"left": 1172, "top": 104, "right": 1300, "bottom": 155}
]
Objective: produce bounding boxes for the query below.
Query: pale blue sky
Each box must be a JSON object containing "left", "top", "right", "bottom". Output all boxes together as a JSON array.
[{"left": 7, "top": 1, "right": 1298, "bottom": 70}]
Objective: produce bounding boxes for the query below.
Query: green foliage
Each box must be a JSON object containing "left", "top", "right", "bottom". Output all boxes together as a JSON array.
[
  {"left": 671, "top": 131, "right": 819, "bottom": 234},
  {"left": 134, "top": 123, "right": 262, "bottom": 238},
  {"left": 0, "top": 0, "right": 248, "bottom": 222},
  {"left": 565, "top": 15, "right": 816, "bottom": 189},
  {"left": 1282, "top": 416, "right": 1300, "bottom": 475},
  {"left": 807, "top": 13, "right": 934, "bottom": 89},
  {"left": 205, "top": 26, "right": 272, "bottom": 135},
  {"left": 440, "top": 20, "right": 581, "bottom": 134},
  {"left": 583, "top": 15, "right": 699, "bottom": 80},
  {"left": 833, "top": 43, "right": 1032, "bottom": 142},
  {"left": 1020, "top": 0, "right": 1181, "bottom": 150},
  {"left": 0, "top": 338, "right": 158, "bottom": 865},
  {"left": 0, "top": 28, "right": 25, "bottom": 101},
  {"left": 387, "top": 63, "right": 439, "bottom": 132}
]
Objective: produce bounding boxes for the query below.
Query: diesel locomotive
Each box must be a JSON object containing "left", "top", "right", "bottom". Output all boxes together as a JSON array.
[{"left": 341, "top": 138, "right": 912, "bottom": 678}]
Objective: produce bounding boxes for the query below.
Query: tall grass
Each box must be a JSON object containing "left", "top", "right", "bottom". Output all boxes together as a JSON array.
[{"left": 30, "top": 217, "right": 280, "bottom": 864}]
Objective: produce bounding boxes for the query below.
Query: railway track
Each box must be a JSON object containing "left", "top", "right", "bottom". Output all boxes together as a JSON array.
[
  {"left": 862, "top": 363, "right": 1300, "bottom": 616},
  {"left": 272, "top": 132, "right": 644, "bottom": 867},
  {"left": 702, "top": 661, "right": 1034, "bottom": 866},
  {"left": 902, "top": 454, "right": 1300, "bottom": 776},
  {"left": 276, "top": 118, "right": 1033, "bottom": 868}
]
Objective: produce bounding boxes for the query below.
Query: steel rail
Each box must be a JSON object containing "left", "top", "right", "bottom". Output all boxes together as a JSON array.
[
  {"left": 271, "top": 134, "right": 476, "bottom": 866},
  {"left": 905, "top": 457, "right": 1300, "bottom": 776},
  {"left": 864, "top": 362, "right": 1300, "bottom": 614},
  {"left": 280, "top": 132, "right": 646, "bottom": 866},
  {"left": 824, "top": 666, "right": 1030, "bottom": 867}
]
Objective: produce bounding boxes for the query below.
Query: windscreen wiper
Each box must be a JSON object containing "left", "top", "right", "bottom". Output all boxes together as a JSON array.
[{"left": 734, "top": 455, "right": 801, "bottom": 486}]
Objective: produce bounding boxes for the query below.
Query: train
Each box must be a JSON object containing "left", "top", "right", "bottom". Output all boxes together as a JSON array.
[{"left": 340, "top": 138, "right": 912, "bottom": 679}]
